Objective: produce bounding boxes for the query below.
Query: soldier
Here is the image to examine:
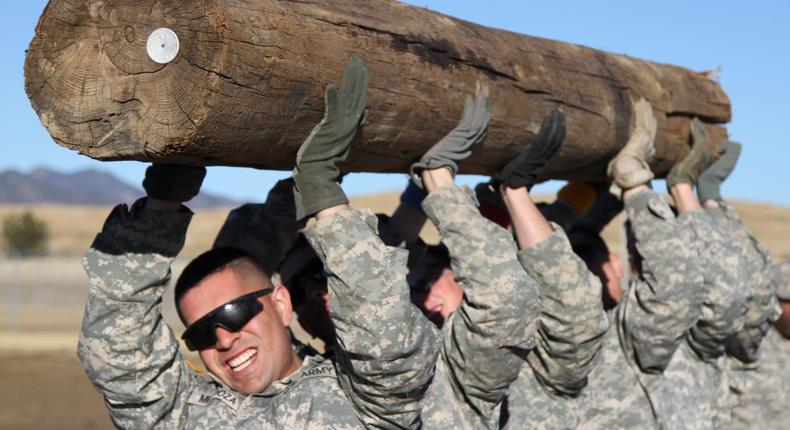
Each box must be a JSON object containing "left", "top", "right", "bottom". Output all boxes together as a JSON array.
[
  {"left": 645, "top": 119, "right": 752, "bottom": 430},
  {"left": 77, "top": 56, "right": 441, "bottom": 429},
  {"left": 210, "top": 178, "right": 334, "bottom": 355},
  {"left": 696, "top": 141, "right": 787, "bottom": 428},
  {"left": 703, "top": 143, "right": 781, "bottom": 367},
  {"left": 485, "top": 110, "right": 610, "bottom": 429},
  {"left": 403, "top": 83, "right": 542, "bottom": 429},
  {"left": 727, "top": 261, "right": 790, "bottom": 427}
]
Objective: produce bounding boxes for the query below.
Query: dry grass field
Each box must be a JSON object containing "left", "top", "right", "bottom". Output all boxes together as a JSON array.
[{"left": 0, "top": 194, "right": 788, "bottom": 428}]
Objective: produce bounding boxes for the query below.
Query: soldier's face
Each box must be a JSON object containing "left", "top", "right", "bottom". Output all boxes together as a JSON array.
[
  {"left": 412, "top": 267, "right": 464, "bottom": 327},
  {"left": 179, "top": 269, "right": 301, "bottom": 395},
  {"left": 294, "top": 275, "right": 335, "bottom": 347},
  {"left": 589, "top": 253, "right": 623, "bottom": 309}
]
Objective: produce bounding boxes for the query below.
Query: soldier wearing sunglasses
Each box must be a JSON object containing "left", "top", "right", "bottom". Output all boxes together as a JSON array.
[{"left": 78, "top": 56, "right": 441, "bottom": 429}]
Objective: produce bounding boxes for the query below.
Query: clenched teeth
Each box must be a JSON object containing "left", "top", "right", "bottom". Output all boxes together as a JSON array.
[{"left": 228, "top": 348, "right": 257, "bottom": 372}]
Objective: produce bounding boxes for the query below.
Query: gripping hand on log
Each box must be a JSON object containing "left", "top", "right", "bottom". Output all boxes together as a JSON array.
[
  {"left": 142, "top": 164, "right": 206, "bottom": 210},
  {"left": 697, "top": 141, "right": 741, "bottom": 203},
  {"left": 665, "top": 117, "right": 716, "bottom": 190},
  {"left": 493, "top": 110, "right": 566, "bottom": 190},
  {"left": 607, "top": 98, "right": 658, "bottom": 190},
  {"left": 410, "top": 82, "right": 491, "bottom": 188},
  {"left": 293, "top": 55, "right": 369, "bottom": 220}
]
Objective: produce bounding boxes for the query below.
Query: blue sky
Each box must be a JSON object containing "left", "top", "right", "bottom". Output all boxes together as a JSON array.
[{"left": 2, "top": 1, "right": 788, "bottom": 205}]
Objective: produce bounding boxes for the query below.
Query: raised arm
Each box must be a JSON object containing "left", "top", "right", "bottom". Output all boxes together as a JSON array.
[
  {"left": 608, "top": 100, "right": 705, "bottom": 372},
  {"left": 77, "top": 165, "right": 206, "bottom": 428},
  {"left": 495, "top": 111, "right": 609, "bottom": 396},
  {"left": 292, "top": 55, "right": 440, "bottom": 429},
  {"left": 668, "top": 121, "right": 752, "bottom": 362},
  {"left": 413, "top": 85, "right": 541, "bottom": 419},
  {"left": 697, "top": 142, "right": 781, "bottom": 361}
]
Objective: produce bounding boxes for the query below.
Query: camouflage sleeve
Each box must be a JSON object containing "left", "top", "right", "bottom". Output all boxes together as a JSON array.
[
  {"left": 680, "top": 206, "right": 752, "bottom": 362},
  {"left": 213, "top": 178, "right": 302, "bottom": 275},
  {"left": 77, "top": 199, "right": 201, "bottom": 428},
  {"left": 303, "top": 208, "right": 441, "bottom": 429},
  {"left": 618, "top": 190, "right": 705, "bottom": 373},
  {"left": 517, "top": 226, "right": 609, "bottom": 396},
  {"left": 421, "top": 185, "right": 540, "bottom": 417},
  {"left": 707, "top": 202, "right": 782, "bottom": 362}
]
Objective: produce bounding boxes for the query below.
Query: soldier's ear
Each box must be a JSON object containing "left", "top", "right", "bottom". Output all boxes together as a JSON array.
[{"left": 270, "top": 284, "right": 293, "bottom": 327}]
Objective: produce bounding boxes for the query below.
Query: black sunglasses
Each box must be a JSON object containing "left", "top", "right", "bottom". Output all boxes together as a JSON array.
[{"left": 181, "top": 288, "right": 273, "bottom": 351}]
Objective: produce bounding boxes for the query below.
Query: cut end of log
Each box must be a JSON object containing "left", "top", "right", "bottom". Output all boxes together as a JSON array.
[{"left": 25, "top": 0, "right": 224, "bottom": 159}]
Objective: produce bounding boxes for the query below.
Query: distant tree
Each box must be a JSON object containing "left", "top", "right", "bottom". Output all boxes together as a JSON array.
[{"left": 2, "top": 211, "right": 49, "bottom": 256}]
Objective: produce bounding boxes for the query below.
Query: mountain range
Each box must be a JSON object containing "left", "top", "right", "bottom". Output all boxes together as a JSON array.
[{"left": 0, "top": 167, "right": 237, "bottom": 208}]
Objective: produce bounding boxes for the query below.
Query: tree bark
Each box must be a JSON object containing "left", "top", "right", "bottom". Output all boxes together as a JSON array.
[{"left": 25, "top": 0, "right": 731, "bottom": 180}]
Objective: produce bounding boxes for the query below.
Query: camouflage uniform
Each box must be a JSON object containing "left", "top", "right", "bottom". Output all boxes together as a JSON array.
[
  {"left": 502, "top": 226, "right": 610, "bottom": 430},
  {"left": 78, "top": 199, "right": 440, "bottom": 429},
  {"left": 728, "top": 327, "right": 790, "bottom": 429},
  {"left": 680, "top": 204, "right": 752, "bottom": 363},
  {"left": 711, "top": 203, "right": 785, "bottom": 430},
  {"left": 627, "top": 195, "right": 755, "bottom": 430},
  {"left": 504, "top": 189, "right": 705, "bottom": 429},
  {"left": 418, "top": 185, "right": 541, "bottom": 429},
  {"left": 707, "top": 202, "right": 781, "bottom": 362}
]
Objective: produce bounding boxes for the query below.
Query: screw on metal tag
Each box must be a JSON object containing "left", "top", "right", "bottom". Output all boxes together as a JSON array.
[{"left": 146, "top": 28, "right": 180, "bottom": 64}]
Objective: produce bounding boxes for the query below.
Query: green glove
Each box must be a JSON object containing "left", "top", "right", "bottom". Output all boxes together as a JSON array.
[
  {"left": 410, "top": 83, "right": 491, "bottom": 188},
  {"left": 142, "top": 164, "right": 206, "bottom": 202},
  {"left": 493, "top": 110, "right": 566, "bottom": 190},
  {"left": 697, "top": 141, "right": 741, "bottom": 203},
  {"left": 666, "top": 117, "right": 715, "bottom": 189},
  {"left": 293, "top": 55, "right": 369, "bottom": 219}
]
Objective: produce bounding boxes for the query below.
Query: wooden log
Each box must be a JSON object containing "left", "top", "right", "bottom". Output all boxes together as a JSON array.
[{"left": 25, "top": 0, "right": 731, "bottom": 180}]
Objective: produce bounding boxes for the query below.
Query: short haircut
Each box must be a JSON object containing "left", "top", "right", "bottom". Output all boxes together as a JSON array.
[
  {"left": 568, "top": 225, "right": 609, "bottom": 266},
  {"left": 407, "top": 243, "right": 451, "bottom": 291},
  {"left": 175, "top": 246, "right": 270, "bottom": 323},
  {"left": 278, "top": 234, "right": 323, "bottom": 309}
]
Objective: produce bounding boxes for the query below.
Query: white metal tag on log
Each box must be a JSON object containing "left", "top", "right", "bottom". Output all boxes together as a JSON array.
[
  {"left": 24, "top": 0, "right": 730, "bottom": 180},
  {"left": 146, "top": 28, "right": 180, "bottom": 64}
]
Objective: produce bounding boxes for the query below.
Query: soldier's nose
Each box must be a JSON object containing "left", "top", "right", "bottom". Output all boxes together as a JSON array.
[{"left": 215, "top": 327, "right": 240, "bottom": 350}]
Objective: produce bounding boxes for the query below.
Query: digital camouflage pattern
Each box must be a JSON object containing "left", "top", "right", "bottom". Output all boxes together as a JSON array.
[
  {"left": 680, "top": 205, "right": 751, "bottom": 363},
  {"left": 418, "top": 184, "right": 540, "bottom": 429},
  {"left": 620, "top": 191, "right": 720, "bottom": 430},
  {"left": 715, "top": 202, "right": 788, "bottom": 430},
  {"left": 506, "top": 317, "right": 657, "bottom": 430},
  {"left": 627, "top": 194, "right": 755, "bottom": 430},
  {"left": 502, "top": 226, "right": 610, "bottom": 429},
  {"left": 578, "top": 321, "right": 659, "bottom": 430},
  {"left": 303, "top": 207, "right": 443, "bottom": 428},
  {"left": 517, "top": 226, "right": 609, "bottom": 397},
  {"left": 728, "top": 326, "right": 790, "bottom": 429},
  {"left": 213, "top": 177, "right": 302, "bottom": 277},
  {"left": 505, "top": 189, "right": 705, "bottom": 429},
  {"left": 618, "top": 191, "right": 704, "bottom": 374},
  {"left": 637, "top": 201, "right": 750, "bottom": 430},
  {"left": 707, "top": 202, "right": 782, "bottom": 362},
  {"left": 79, "top": 199, "right": 439, "bottom": 429}
]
